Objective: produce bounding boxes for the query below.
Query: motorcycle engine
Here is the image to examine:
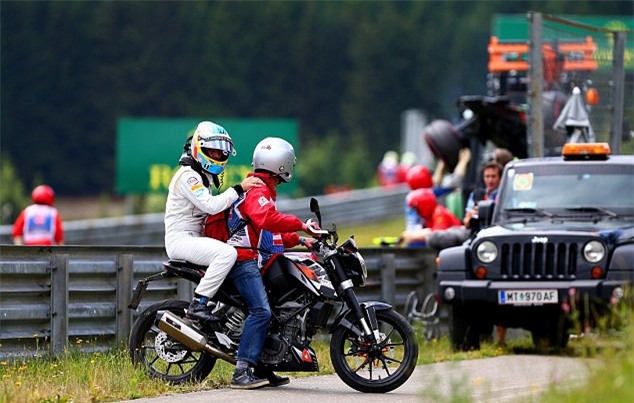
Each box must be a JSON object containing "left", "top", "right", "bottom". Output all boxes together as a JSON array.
[
  {"left": 260, "top": 301, "right": 309, "bottom": 365},
  {"left": 223, "top": 305, "right": 246, "bottom": 339}
]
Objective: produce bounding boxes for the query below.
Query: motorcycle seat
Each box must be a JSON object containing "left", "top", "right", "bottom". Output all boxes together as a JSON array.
[{"left": 163, "top": 259, "right": 206, "bottom": 281}]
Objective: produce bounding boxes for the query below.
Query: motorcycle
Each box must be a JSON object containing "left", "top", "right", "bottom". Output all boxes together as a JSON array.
[{"left": 128, "top": 198, "right": 418, "bottom": 393}]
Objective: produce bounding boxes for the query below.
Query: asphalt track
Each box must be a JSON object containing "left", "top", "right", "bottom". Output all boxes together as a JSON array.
[{"left": 117, "top": 355, "right": 594, "bottom": 403}]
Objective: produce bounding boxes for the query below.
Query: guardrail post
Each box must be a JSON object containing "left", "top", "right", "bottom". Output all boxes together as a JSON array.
[
  {"left": 117, "top": 254, "right": 134, "bottom": 344},
  {"left": 380, "top": 253, "right": 396, "bottom": 305},
  {"left": 178, "top": 279, "right": 194, "bottom": 302},
  {"left": 51, "top": 253, "right": 68, "bottom": 355}
]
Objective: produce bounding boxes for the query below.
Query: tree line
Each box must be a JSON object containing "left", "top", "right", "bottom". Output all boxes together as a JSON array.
[{"left": 1, "top": 0, "right": 630, "bottom": 208}]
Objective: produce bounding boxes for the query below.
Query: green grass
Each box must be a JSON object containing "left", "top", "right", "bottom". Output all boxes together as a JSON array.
[
  {"left": 0, "top": 333, "right": 510, "bottom": 403},
  {"left": 333, "top": 215, "right": 405, "bottom": 247},
  {"left": 537, "top": 310, "right": 634, "bottom": 403},
  {"left": 1, "top": 318, "right": 632, "bottom": 403}
]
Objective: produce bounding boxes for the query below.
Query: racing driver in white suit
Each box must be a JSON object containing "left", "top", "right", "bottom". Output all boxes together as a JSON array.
[{"left": 164, "top": 121, "right": 262, "bottom": 325}]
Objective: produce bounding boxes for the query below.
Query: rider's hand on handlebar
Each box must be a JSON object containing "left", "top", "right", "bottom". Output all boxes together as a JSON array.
[
  {"left": 300, "top": 236, "right": 316, "bottom": 249},
  {"left": 302, "top": 219, "right": 322, "bottom": 238}
]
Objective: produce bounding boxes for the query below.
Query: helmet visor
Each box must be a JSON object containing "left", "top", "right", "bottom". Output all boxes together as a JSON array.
[{"left": 197, "top": 136, "right": 236, "bottom": 156}]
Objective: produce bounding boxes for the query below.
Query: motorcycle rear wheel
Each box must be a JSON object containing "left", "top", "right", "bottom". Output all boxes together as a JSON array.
[
  {"left": 330, "top": 308, "right": 418, "bottom": 393},
  {"left": 128, "top": 299, "right": 217, "bottom": 384}
]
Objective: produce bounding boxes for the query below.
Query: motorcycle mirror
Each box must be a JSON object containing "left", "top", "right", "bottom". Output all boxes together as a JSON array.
[{"left": 310, "top": 197, "right": 322, "bottom": 227}]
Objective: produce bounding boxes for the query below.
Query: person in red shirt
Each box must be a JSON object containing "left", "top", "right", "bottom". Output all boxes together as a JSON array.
[
  {"left": 12, "top": 185, "right": 64, "bottom": 246},
  {"left": 226, "top": 137, "right": 320, "bottom": 390},
  {"left": 399, "top": 188, "right": 461, "bottom": 246}
]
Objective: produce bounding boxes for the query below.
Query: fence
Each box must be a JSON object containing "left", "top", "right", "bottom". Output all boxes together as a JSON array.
[
  {"left": 0, "top": 185, "right": 410, "bottom": 246},
  {"left": 527, "top": 12, "right": 633, "bottom": 157},
  {"left": 0, "top": 244, "right": 436, "bottom": 360}
]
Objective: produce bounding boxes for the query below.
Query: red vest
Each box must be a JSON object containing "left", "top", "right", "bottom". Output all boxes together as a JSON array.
[{"left": 13, "top": 204, "right": 63, "bottom": 245}]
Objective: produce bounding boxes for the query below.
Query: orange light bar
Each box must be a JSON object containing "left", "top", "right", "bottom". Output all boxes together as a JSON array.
[
  {"left": 562, "top": 142, "right": 611, "bottom": 157},
  {"left": 488, "top": 36, "right": 598, "bottom": 73}
]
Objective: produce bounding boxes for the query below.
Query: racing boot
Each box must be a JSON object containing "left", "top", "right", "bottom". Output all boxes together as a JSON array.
[
  {"left": 254, "top": 367, "right": 290, "bottom": 387},
  {"left": 186, "top": 295, "right": 219, "bottom": 328}
]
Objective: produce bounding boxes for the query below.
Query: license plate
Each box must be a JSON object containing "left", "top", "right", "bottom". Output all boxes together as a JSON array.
[{"left": 498, "top": 289, "right": 558, "bottom": 305}]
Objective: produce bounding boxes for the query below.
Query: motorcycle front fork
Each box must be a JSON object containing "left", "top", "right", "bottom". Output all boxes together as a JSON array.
[
  {"left": 326, "top": 256, "right": 382, "bottom": 344},
  {"left": 340, "top": 286, "right": 381, "bottom": 345}
]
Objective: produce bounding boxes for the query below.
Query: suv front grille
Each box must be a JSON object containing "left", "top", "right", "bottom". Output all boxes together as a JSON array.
[{"left": 500, "top": 242, "right": 578, "bottom": 279}]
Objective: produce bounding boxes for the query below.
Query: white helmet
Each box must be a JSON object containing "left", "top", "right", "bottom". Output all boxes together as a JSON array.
[
  {"left": 252, "top": 137, "right": 296, "bottom": 183},
  {"left": 191, "top": 121, "right": 236, "bottom": 175}
]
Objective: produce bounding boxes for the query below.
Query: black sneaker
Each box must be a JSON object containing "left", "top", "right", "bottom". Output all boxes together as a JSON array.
[
  {"left": 186, "top": 297, "right": 219, "bottom": 324},
  {"left": 254, "top": 368, "right": 290, "bottom": 387},
  {"left": 230, "top": 367, "right": 270, "bottom": 389}
]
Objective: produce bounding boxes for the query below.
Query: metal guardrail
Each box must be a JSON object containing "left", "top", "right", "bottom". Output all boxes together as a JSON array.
[
  {"left": 0, "top": 244, "right": 436, "bottom": 359},
  {"left": 0, "top": 185, "right": 410, "bottom": 245}
]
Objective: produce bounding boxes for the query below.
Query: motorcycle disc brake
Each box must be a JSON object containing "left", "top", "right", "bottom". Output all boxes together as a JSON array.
[
  {"left": 351, "top": 332, "right": 395, "bottom": 370},
  {"left": 155, "top": 331, "right": 188, "bottom": 362}
]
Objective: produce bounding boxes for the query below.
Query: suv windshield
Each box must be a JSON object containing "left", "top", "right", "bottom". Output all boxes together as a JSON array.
[{"left": 495, "top": 163, "right": 634, "bottom": 221}]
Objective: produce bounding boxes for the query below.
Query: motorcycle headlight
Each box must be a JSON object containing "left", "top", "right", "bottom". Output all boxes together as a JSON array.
[
  {"left": 583, "top": 241, "right": 605, "bottom": 263},
  {"left": 476, "top": 241, "right": 498, "bottom": 263},
  {"left": 356, "top": 252, "right": 367, "bottom": 285},
  {"left": 342, "top": 251, "right": 367, "bottom": 287}
]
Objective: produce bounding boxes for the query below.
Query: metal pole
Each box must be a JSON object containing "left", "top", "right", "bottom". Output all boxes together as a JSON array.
[
  {"left": 528, "top": 12, "right": 544, "bottom": 158},
  {"left": 117, "top": 254, "right": 134, "bottom": 344},
  {"left": 610, "top": 31, "right": 625, "bottom": 154},
  {"left": 51, "top": 254, "right": 69, "bottom": 355}
]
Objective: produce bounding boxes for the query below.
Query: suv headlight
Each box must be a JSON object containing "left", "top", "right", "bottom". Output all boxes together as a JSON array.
[
  {"left": 476, "top": 241, "right": 498, "bottom": 263},
  {"left": 583, "top": 241, "right": 605, "bottom": 263}
]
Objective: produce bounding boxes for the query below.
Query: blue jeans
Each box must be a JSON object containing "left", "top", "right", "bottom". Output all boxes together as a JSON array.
[{"left": 229, "top": 259, "right": 271, "bottom": 365}]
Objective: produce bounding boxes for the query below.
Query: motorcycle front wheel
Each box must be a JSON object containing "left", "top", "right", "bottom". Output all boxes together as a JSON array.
[
  {"left": 128, "top": 299, "right": 216, "bottom": 384},
  {"left": 330, "top": 308, "right": 418, "bottom": 393}
]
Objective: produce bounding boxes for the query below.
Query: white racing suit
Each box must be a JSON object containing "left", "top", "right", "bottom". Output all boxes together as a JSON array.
[{"left": 164, "top": 166, "right": 240, "bottom": 299}]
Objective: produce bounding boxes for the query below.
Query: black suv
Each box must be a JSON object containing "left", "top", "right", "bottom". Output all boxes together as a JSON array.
[{"left": 437, "top": 143, "right": 634, "bottom": 350}]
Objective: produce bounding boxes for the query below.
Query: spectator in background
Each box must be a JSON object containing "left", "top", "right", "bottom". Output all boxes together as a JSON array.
[
  {"left": 399, "top": 188, "right": 462, "bottom": 246},
  {"left": 463, "top": 149, "right": 512, "bottom": 345},
  {"left": 401, "top": 147, "right": 471, "bottom": 239},
  {"left": 403, "top": 165, "right": 434, "bottom": 238},
  {"left": 376, "top": 150, "right": 401, "bottom": 187},
  {"left": 12, "top": 185, "right": 64, "bottom": 246},
  {"left": 492, "top": 147, "right": 514, "bottom": 168},
  {"left": 463, "top": 161, "right": 503, "bottom": 229}
]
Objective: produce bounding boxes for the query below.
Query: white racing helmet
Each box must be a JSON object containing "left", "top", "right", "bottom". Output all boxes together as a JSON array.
[
  {"left": 191, "top": 121, "right": 236, "bottom": 175},
  {"left": 252, "top": 137, "right": 296, "bottom": 183}
]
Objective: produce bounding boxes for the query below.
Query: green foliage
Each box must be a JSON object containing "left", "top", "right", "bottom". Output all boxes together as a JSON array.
[
  {"left": 0, "top": 155, "right": 28, "bottom": 225},
  {"left": 297, "top": 131, "right": 374, "bottom": 195},
  {"left": 540, "top": 311, "right": 634, "bottom": 403},
  {"left": 1, "top": 1, "right": 631, "bottom": 196}
]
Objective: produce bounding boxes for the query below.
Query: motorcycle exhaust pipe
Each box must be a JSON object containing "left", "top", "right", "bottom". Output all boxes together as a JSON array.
[{"left": 158, "top": 311, "right": 237, "bottom": 365}]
